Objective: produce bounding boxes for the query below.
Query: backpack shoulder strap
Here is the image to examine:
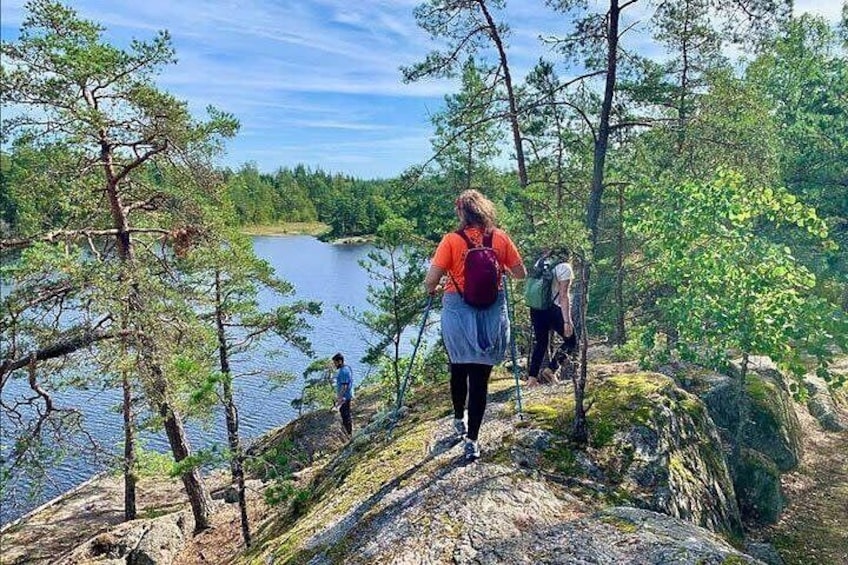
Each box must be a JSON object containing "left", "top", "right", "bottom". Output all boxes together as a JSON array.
[
  {"left": 447, "top": 230, "right": 468, "bottom": 299},
  {"left": 482, "top": 230, "right": 494, "bottom": 248},
  {"left": 454, "top": 229, "right": 474, "bottom": 249}
]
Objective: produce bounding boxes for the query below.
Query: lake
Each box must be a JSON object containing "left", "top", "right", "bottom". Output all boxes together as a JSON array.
[{"left": 0, "top": 235, "right": 401, "bottom": 525}]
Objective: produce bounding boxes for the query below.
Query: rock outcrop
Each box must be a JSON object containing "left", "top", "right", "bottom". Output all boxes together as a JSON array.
[
  {"left": 804, "top": 373, "right": 846, "bottom": 432},
  {"left": 733, "top": 448, "right": 784, "bottom": 524},
  {"left": 527, "top": 506, "right": 763, "bottom": 565},
  {"left": 576, "top": 372, "right": 742, "bottom": 536},
  {"left": 664, "top": 360, "right": 803, "bottom": 470},
  {"left": 661, "top": 359, "right": 805, "bottom": 525},
  {"left": 742, "top": 373, "right": 802, "bottom": 472},
  {"left": 253, "top": 370, "right": 759, "bottom": 564},
  {"left": 64, "top": 511, "right": 188, "bottom": 565}
]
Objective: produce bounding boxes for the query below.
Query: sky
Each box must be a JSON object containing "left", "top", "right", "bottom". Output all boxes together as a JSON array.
[{"left": 0, "top": 0, "right": 844, "bottom": 179}]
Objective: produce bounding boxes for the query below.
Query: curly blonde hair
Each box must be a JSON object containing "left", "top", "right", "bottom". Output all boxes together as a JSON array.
[{"left": 456, "top": 189, "right": 497, "bottom": 231}]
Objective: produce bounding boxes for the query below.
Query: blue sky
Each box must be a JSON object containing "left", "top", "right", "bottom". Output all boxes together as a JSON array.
[{"left": 1, "top": 1, "right": 844, "bottom": 179}]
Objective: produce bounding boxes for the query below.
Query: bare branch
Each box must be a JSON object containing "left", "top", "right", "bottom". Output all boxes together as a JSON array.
[
  {"left": 1, "top": 228, "right": 169, "bottom": 251},
  {"left": 0, "top": 326, "right": 132, "bottom": 386}
]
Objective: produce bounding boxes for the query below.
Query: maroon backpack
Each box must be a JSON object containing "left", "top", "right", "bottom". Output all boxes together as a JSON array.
[{"left": 455, "top": 229, "right": 500, "bottom": 309}]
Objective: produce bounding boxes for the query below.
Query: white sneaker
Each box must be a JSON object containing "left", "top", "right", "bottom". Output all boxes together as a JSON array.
[
  {"left": 464, "top": 439, "right": 481, "bottom": 461},
  {"left": 453, "top": 418, "right": 467, "bottom": 439}
]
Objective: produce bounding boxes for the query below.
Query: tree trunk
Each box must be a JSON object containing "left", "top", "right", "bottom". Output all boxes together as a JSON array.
[
  {"left": 99, "top": 124, "right": 213, "bottom": 531},
  {"left": 122, "top": 370, "right": 137, "bottom": 521},
  {"left": 572, "top": 0, "right": 621, "bottom": 445},
  {"left": 555, "top": 97, "right": 565, "bottom": 209},
  {"left": 159, "top": 400, "right": 214, "bottom": 532},
  {"left": 223, "top": 376, "right": 251, "bottom": 546},
  {"left": 215, "top": 270, "right": 251, "bottom": 546},
  {"left": 586, "top": 0, "right": 620, "bottom": 247},
  {"left": 570, "top": 259, "right": 590, "bottom": 444},
  {"left": 732, "top": 352, "right": 750, "bottom": 463},
  {"left": 614, "top": 183, "right": 626, "bottom": 345},
  {"left": 478, "top": 0, "right": 528, "bottom": 188}
]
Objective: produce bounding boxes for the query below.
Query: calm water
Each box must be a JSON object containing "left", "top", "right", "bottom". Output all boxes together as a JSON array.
[{"left": 0, "top": 236, "right": 385, "bottom": 525}]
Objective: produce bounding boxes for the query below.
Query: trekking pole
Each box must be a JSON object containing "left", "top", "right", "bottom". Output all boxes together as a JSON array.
[
  {"left": 503, "top": 275, "right": 524, "bottom": 420},
  {"left": 393, "top": 294, "right": 434, "bottom": 422}
]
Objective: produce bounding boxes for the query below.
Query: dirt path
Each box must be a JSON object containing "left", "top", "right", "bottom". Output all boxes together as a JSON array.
[{"left": 753, "top": 405, "right": 848, "bottom": 565}]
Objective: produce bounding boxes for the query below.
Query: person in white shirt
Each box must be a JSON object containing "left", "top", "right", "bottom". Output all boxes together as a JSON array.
[{"left": 527, "top": 248, "right": 576, "bottom": 386}]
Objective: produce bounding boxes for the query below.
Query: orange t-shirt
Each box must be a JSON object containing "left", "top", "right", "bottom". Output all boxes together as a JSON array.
[{"left": 431, "top": 227, "right": 523, "bottom": 293}]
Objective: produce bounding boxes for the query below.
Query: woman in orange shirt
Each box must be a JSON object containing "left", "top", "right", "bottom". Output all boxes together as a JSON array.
[{"left": 424, "top": 189, "right": 526, "bottom": 461}]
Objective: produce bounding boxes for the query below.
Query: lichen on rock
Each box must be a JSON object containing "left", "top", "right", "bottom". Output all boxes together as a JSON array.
[
  {"left": 245, "top": 369, "right": 759, "bottom": 564},
  {"left": 64, "top": 510, "right": 189, "bottom": 565},
  {"left": 581, "top": 372, "right": 743, "bottom": 537},
  {"left": 742, "top": 372, "right": 802, "bottom": 472}
]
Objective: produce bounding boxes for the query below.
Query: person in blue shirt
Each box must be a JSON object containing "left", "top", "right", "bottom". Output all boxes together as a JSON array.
[{"left": 332, "top": 352, "right": 353, "bottom": 436}]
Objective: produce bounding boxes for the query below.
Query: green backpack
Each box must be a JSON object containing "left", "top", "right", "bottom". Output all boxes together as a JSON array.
[{"left": 524, "top": 258, "right": 556, "bottom": 310}]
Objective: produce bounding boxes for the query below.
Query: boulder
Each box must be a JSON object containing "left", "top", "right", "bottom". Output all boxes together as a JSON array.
[
  {"left": 743, "top": 372, "right": 802, "bottom": 472},
  {"left": 586, "top": 373, "right": 743, "bottom": 537},
  {"left": 661, "top": 361, "right": 800, "bottom": 525},
  {"left": 212, "top": 479, "right": 263, "bottom": 504},
  {"left": 64, "top": 511, "right": 187, "bottom": 565},
  {"left": 829, "top": 357, "right": 848, "bottom": 408},
  {"left": 246, "top": 408, "right": 345, "bottom": 466},
  {"left": 586, "top": 344, "right": 615, "bottom": 362},
  {"left": 668, "top": 359, "right": 802, "bottom": 472},
  {"left": 660, "top": 364, "right": 740, "bottom": 445},
  {"left": 744, "top": 541, "right": 785, "bottom": 565},
  {"left": 804, "top": 374, "right": 846, "bottom": 432},
  {"left": 127, "top": 512, "right": 187, "bottom": 565},
  {"left": 734, "top": 449, "right": 785, "bottom": 525},
  {"left": 729, "top": 356, "right": 786, "bottom": 388}
]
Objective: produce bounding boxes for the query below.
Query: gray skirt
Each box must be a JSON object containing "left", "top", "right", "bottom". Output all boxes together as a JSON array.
[{"left": 441, "top": 291, "right": 510, "bottom": 365}]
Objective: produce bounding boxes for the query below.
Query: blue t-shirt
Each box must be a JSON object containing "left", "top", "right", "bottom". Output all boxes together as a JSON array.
[{"left": 335, "top": 365, "right": 354, "bottom": 401}]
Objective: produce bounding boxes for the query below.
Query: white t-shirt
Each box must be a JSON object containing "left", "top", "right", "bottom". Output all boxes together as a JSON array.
[{"left": 552, "top": 262, "right": 573, "bottom": 306}]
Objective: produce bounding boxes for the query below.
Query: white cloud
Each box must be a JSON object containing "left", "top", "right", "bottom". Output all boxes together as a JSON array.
[
  {"left": 3, "top": 0, "right": 845, "bottom": 178},
  {"left": 795, "top": 0, "right": 844, "bottom": 22}
]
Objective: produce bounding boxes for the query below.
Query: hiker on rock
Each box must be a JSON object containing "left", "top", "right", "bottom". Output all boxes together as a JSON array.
[
  {"left": 332, "top": 352, "right": 354, "bottom": 436},
  {"left": 525, "top": 248, "right": 576, "bottom": 387},
  {"left": 424, "top": 189, "right": 526, "bottom": 461}
]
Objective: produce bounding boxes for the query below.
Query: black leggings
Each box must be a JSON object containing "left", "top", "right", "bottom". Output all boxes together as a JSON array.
[
  {"left": 529, "top": 305, "right": 577, "bottom": 378},
  {"left": 450, "top": 363, "right": 492, "bottom": 441}
]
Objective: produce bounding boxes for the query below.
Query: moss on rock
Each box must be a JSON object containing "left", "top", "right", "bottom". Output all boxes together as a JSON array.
[
  {"left": 524, "top": 371, "right": 743, "bottom": 538},
  {"left": 734, "top": 448, "right": 784, "bottom": 525},
  {"left": 662, "top": 360, "right": 806, "bottom": 529},
  {"left": 744, "top": 373, "right": 802, "bottom": 472}
]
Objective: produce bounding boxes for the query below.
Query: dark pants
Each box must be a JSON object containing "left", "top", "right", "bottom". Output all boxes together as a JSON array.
[
  {"left": 529, "top": 305, "right": 577, "bottom": 378},
  {"left": 338, "top": 399, "right": 352, "bottom": 435},
  {"left": 450, "top": 363, "right": 492, "bottom": 441}
]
